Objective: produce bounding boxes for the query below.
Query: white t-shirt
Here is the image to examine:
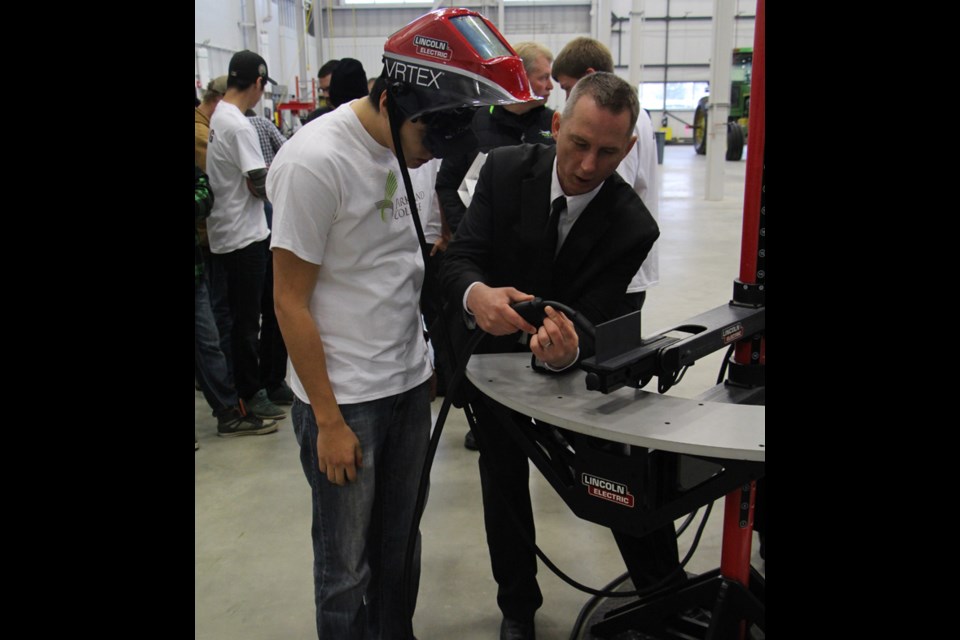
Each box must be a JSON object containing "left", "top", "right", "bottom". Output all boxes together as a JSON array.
[
  {"left": 617, "top": 110, "right": 660, "bottom": 293},
  {"left": 206, "top": 101, "right": 269, "bottom": 254},
  {"left": 267, "top": 102, "right": 433, "bottom": 404}
]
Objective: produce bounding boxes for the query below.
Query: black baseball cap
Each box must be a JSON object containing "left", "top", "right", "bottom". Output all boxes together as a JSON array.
[{"left": 228, "top": 50, "right": 276, "bottom": 86}]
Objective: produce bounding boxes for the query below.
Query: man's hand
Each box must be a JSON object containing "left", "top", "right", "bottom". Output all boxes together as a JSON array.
[
  {"left": 429, "top": 236, "right": 449, "bottom": 256},
  {"left": 529, "top": 305, "right": 579, "bottom": 369},
  {"left": 316, "top": 418, "right": 363, "bottom": 486},
  {"left": 466, "top": 284, "right": 537, "bottom": 336}
]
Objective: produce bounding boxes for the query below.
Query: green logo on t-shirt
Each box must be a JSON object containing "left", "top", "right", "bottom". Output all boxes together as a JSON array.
[{"left": 374, "top": 170, "right": 398, "bottom": 222}]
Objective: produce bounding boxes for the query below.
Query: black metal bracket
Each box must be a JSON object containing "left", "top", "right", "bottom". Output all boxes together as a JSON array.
[
  {"left": 581, "top": 303, "right": 765, "bottom": 396},
  {"left": 732, "top": 279, "right": 764, "bottom": 306}
]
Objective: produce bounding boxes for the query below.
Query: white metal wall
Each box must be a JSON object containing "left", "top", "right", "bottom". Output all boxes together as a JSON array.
[{"left": 195, "top": 0, "right": 758, "bottom": 137}]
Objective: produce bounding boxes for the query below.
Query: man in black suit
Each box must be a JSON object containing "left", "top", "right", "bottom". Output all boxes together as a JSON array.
[{"left": 441, "top": 72, "right": 663, "bottom": 640}]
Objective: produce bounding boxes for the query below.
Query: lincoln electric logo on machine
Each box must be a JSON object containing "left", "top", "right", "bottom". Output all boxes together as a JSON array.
[
  {"left": 413, "top": 35, "right": 451, "bottom": 60},
  {"left": 721, "top": 323, "right": 744, "bottom": 344},
  {"left": 581, "top": 473, "right": 635, "bottom": 508}
]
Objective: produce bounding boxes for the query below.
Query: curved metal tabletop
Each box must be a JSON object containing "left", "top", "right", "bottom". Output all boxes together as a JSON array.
[{"left": 465, "top": 353, "right": 765, "bottom": 462}]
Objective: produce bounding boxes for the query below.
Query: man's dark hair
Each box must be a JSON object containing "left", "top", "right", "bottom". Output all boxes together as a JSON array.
[
  {"left": 561, "top": 71, "right": 639, "bottom": 135},
  {"left": 318, "top": 59, "right": 340, "bottom": 79},
  {"left": 368, "top": 74, "right": 388, "bottom": 111},
  {"left": 226, "top": 76, "right": 263, "bottom": 92}
]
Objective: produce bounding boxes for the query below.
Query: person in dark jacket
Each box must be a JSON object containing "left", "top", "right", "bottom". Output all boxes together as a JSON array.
[
  {"left": 440, "top": 73, "right": 662, "bottom": 640},
  {"left": 435, "top": 41, "right": 558, "bottom": 450}
]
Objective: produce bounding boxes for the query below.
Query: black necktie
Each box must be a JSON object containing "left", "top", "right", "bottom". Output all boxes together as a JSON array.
[{"left": 544, "top": 195, "right": 566, "bottom": 260}]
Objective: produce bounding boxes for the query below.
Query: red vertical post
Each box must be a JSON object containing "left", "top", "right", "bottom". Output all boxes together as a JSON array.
[
  {"left": 738, "top": 0, "right": 764, "bottom": 286},
  {"left": 716, "top": 6, "right": 764, "bottom": 637},
  {"left": 721, "top": 0, "right": 763, "bottom": 602},
  {"left": 720, "top": 481, "right": 756, "bottom": 584},
  {"left": 734, "top": 0, "right": 765, "bottom": 369}
]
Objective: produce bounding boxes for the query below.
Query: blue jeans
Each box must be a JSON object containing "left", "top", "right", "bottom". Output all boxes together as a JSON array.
[
  {"left": 292, "top": 380, "right": 431, "bottom": 640},
  {"left": 202, "top": 245, "right": 231, "bottom": 370},
  {"left": 195, "top": 273, "right": 237, "bottom": 417}
]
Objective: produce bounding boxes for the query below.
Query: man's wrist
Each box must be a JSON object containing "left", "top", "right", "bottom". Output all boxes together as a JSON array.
[
  {"left": 463, "top": 281, "right": 483, "bottom": 316},
  {"left": 462, "top": 282, "right": 483, "bottom": 330},
  {"left": 542, "top": 346, "right": 580, "bottom": 372}
]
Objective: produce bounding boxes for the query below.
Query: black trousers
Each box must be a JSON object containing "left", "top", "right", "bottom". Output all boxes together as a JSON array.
[
  {"left": 209, "top": 238, "right": 269, "bottom": 400},
  {"left": 258, "top": 242, "right": 288, "bottom": 393},
  {"left": 471, "top": 394, "right": 683, "bottom": 623}
]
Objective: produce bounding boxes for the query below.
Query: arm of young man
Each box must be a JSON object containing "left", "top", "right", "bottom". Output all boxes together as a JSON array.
[
  {"left": 246, "top": 168, "right": 268, "bottom": 199},
  {"left": 273, "top": 248, "right": 362, "bottom": 486},
  {"left": 268, "top": 152, "right": 361, "bottom": 487}
]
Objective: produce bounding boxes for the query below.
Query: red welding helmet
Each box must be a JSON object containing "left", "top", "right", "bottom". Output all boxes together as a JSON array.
[{"left": 381, "top": 7, "right": 539, "bottom": 120}]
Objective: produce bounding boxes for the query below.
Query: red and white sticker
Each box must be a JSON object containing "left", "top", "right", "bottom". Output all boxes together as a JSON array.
[
  {"left": 581, "top": 473, "right": 635, "bottom": 508},
  {"left": 414, "top": 34, "right": 452, "bottom": 60},
  {"left": 721, "top": 322, "right": 744, "bottom": 344}
]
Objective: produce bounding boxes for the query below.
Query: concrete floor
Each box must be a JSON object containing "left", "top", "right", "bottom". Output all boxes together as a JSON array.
[{"left": 195, "top": 143, "right": 764, "bottom": 639}]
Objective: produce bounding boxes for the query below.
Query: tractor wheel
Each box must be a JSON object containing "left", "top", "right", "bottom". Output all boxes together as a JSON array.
[
  {"left": 693, "top": 98, "right": 708, "bottom": 155},
  {"left": 726, "top": 122, "right": 744, "bottom": 161}
]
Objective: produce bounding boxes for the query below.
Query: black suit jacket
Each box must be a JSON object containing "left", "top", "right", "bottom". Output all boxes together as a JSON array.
[{"left": 440, "top": 143, "right": 660, "bottom": 360}]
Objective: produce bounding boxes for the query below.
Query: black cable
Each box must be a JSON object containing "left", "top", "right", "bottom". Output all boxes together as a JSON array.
[
  {"left": 716, "top": 343, "right": 736, "bottom": 384},
  {"left": 385, "top": 86, "right": 431, "bottom": 262},
  {"left": 400, "top": 331, "right": 484, "bottom": 628},
  {"left": 675, "top": 508, "right": 698, "bottom": 537},
  {"left": 568, "top": 571, "right": 631, "bottom": 640}
]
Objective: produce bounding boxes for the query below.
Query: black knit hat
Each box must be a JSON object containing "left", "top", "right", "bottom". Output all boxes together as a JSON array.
[{"left": 328, "top": 58, "right": 369, "bottom": 107}]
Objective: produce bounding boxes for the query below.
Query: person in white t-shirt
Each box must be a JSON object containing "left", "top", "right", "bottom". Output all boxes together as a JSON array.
[
  {"left": 267, "top": 9, "right": 541, "bottom": 639},
  {"left": 206, "top": 50, "right": 287, "bottom": 424},
  {"left": 553, "top": 37, "right": 661, "bottom": 316}
]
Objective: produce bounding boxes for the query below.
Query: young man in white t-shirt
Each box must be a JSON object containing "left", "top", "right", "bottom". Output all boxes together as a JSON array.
[
  {"left": 206, "top": 50, "right": 287, "bottom": 424},
  {"left": 267, "top": 9, "right": 539, "bottom": 639}
]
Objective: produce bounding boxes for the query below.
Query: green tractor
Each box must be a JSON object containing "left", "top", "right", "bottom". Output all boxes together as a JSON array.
[{"left": 693, "top": 48, "right": 752, "bottom": 161}]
